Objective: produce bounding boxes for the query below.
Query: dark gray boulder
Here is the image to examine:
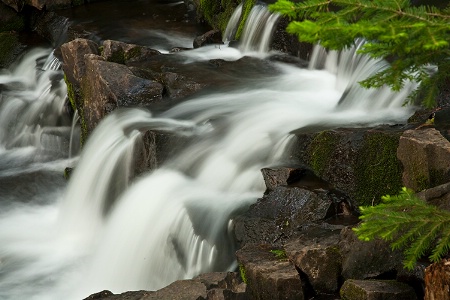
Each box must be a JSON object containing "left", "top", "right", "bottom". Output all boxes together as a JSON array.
[
  {"left": 233, "top": 185, "right": 352, "bottom": 247},
  {"left": 284, "top": 225, "right": 342, "bottom": 295}
]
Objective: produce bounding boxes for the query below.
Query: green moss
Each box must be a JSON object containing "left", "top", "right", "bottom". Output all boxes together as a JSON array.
[
  {"left": 354, "top": 131, "right": 403, "bottom": 206},
  {"left": 270, "top": 249, "right": 287, "bottom": 260},
  {"left": 64, "top": 74, "right": 88, "bottom": 146},
  {"left": 239, "top": 264, "right": 247, "bottom": 284},
  {"left": 308, "top": 131, "right": 338, "bottom": 177},
  {"left": 64, "top": 74, "right": 77, "bottom": 112}
]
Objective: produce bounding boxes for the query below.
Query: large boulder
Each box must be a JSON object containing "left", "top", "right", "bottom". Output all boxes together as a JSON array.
[
  {"left": 290, "top": 126, "right": 407, "bottom": 206},
  {"left": 233, "top": 184, "right": 352, "bottom": 247},
  {"left": 397, "top": 128, "right": 450, "bottom": 192},
  {"left": 81, "top": 54, "right": 163, "bottom": 134}
]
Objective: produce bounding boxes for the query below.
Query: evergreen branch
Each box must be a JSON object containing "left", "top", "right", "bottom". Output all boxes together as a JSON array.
[
  {"left": 270, "top": 0, "right": 450, "bottom": 107},
  {"left": 353, "top": 187, "right": 450, "bottom": 270}
]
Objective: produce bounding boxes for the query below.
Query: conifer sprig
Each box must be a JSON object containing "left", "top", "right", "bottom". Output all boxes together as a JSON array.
[
  {"left": 353, "top": 187, "right": 450, "bottom": 270},
  {"left": 269, "top": 0, "right": 450, "bottom": 107}
]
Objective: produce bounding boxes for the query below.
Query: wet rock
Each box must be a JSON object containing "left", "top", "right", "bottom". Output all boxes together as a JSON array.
[
  {"left": 234, "top": 185, "right": 352, "bottom": 247},
  {"left": 34, "top": 11, "right": 69, "bottom": 47},
  {"left": 193, "top": 29, "right": 223, "bottom": 48},
  {"left": 102, "top": 40, "right": 161, "bottom": 65},
  {"left": 416, "top": 181, "right": 450, "bottom": 211},
  {"left": 340, "top": 279, "right": 417, "bottom": 300},
  {"left": 339, "top": 227, "right": 404, "bottom": 280},
  {"left": 236, "top": 244, "right": 304, "bottom": 300},
  {"left": 60, "top": 38, "right": 99, "bottom": 87},
  {"left": 284, "top": 225, "right": 342, "bottom": 294},
  {"left": 271, "top": 16, "right": 313, "bottom": 60},
  {"left": 424, "top": 258, "right": 450, "bottom": 300},
  {"left": 161, "top": 71, "right": 205, "bottom": 100},
  {"left": 81, "top": 54, "right": 163, "bottom": 134},
  {"left": 397, "top": 128, "right": 450, "bottom": 192}
]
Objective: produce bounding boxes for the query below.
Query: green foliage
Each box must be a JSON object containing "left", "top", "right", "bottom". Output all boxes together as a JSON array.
[
  {"left": 269, "top": 0, "right": 450, "bottom": 107},
  {"left": 353, "top": 187, "right": 450, "bottom": 270}
]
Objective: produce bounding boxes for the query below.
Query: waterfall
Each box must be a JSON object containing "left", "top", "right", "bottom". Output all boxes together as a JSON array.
[
  {"left": 0, "top": 3, "right": 418, "bottom": 300},
  {"left": 239, "top": 4, "right": 280, "bottom": 53},
  {"left": 0, "top": 48, "right": 69, "bottom": 152},
  {"left": 223, "top": 3, "right": 243, "bottom": 43}
]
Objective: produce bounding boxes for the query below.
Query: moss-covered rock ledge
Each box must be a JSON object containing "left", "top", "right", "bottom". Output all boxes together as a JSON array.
[{"left": 289, "top": 125, "right": 450, "bottom": 207}]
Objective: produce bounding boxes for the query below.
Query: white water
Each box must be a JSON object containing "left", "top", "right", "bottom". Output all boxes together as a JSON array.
[{"left": 0, "top": 4, "right": 418, "bottom": 300}]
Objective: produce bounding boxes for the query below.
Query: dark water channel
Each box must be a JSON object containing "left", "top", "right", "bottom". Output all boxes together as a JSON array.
[{"left": 59, "top": 0, "right": 211, "bottom": 50}]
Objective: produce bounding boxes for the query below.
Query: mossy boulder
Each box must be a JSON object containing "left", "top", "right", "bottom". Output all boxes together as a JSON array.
[{"left": 291, "top": 126, "right": 405, "bottom": 206}]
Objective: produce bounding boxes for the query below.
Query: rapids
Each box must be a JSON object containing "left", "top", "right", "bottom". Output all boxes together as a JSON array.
[{"left": 0, "top": 3, "right": 418, "bottom": 300}]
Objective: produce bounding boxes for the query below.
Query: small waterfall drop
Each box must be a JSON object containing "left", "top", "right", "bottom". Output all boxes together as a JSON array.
[
  {"left": 0, "top": 48, "right": 69, "bottom": 152},
  {"left": 223, "top": 3, "right": 243, "bottom": 43},
  {"left": 0, "top": 3, "right": 419, "bottom": 300},
  {"left": 239, "top": 4, "right": 280, "bottom": 53}
]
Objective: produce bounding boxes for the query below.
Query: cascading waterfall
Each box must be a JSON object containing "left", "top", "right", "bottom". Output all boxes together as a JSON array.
[{"left": 0, "top": 4, "right": 418, "bottom": 300}]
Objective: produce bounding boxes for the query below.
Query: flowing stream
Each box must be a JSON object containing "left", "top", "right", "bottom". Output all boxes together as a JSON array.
[{"left": 0, "top": 3, "right": 417, "bottom": 300}]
